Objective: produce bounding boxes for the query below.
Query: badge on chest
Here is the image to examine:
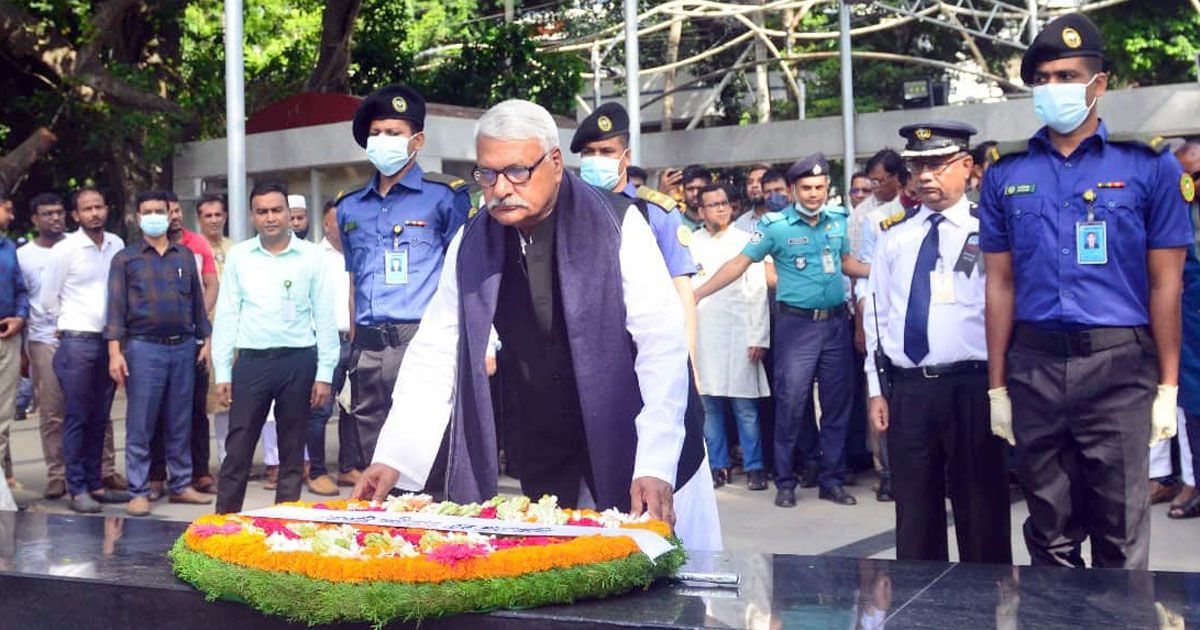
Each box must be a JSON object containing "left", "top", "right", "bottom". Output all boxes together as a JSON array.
[{"left": 384, "top": 251, "right": 409, "bottom": 284}]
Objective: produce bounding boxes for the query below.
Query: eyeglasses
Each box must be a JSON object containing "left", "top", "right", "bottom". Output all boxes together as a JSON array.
[
  {"left": 905, "top": 153, "right": 967, "bottom": 176},
  {"left": 472, "top": 152, "right": 550, "bottom": 187},
  {"left": 701, "top": 200, "right": 731, "bottom": 210},
  {"left": 849, "top": 187, "right": 871, "bottom": 195}
]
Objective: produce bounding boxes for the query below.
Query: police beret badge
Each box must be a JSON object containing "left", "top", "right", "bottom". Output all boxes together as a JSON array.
[
  {"left": 812, "top": 163, "right": 823, "bottom": 176},
  {"left": 392, "top": 97, "right": 408, "bottom": 113},
  {"left": 1062, "top": 27, "right": 1082, "bottom": 49},
  {"left": 1183, "top": 173, "right": 1196, "bottom": 204},
  {"left": 915, "top": 128, "right": 933, "bottom": 141},
  {"left": 597, "top": 116, "right": 613, "bottom": 132}
]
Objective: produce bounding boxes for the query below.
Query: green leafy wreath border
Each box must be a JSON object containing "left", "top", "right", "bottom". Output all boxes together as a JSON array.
[{"left": 170, "top": 536, "right": 686, "bottom": 628}]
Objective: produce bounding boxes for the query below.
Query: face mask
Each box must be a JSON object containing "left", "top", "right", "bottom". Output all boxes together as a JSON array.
[
  {"left": 579, "top": 155, "right": 624, "bottom": 191},
  {"left": 140, "top": 213, "right": 169, "bottom": 237},
  {"left": 764, "top": 192, "right": 790, "bottom": 212},
  {"left": 793, "top": 203, "right": 822, "bottom": 219},
  {"left": 1032, "top": 74, "right": 1099, "bottom": 134},
  {"left": 366, "top": 134, "right": 417, "bottom": 177}
]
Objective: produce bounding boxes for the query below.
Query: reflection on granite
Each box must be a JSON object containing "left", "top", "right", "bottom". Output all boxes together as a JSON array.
[{"left": 0, "top": 512, "right": 1197, "bottom": 629}]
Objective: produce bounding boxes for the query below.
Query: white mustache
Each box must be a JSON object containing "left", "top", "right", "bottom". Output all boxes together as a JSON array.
[{"left": 492, "top": 196, "right": 529, "bottom": 209}]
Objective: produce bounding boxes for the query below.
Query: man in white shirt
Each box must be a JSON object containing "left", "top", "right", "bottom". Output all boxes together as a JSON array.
[
  {"left": 304, "top": 200, "right": 363, "bottom": 496},
  {"left": 39, "top": 188, "right": 131, "bottom": 513},
  {"left": 863, "top": 122, "right": 1010, "bottom": 564},
  {"left": 352, "top": 99, "right": 721, "bottom": 550},
  {"left": 690, "top": 184, "right": 770, "bottom": 491}
]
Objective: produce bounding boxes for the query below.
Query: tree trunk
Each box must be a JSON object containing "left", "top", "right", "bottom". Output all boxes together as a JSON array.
[
  {"left": 307, "top": 0, "right": 363, "bottom": 93},
  {"left": 661, "top": 19, "right": 683, "bottom": 131},
  {"left": 0, "top": 128, "right": 56, "bottom": 194},
  {"left": 752, "top": 3, "right": 770, "bottom": 123}
]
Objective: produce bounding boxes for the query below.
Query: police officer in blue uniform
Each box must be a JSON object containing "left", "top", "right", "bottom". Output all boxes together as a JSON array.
[
  {"left": 695, "top": 153, "right": 870, "bottom": 508},
  {"left": 337, "top": 85, "right": 472, "bottom": 463},
  {"left": 980, "top": 13, "right": 1192, "bottom": 569}
]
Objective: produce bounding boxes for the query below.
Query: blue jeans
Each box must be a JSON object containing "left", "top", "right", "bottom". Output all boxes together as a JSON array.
[
  {"left": 125, "top": 339, "right": 196, "bottom": 497},
  {"left": 54, "top": 336, "right": 115, "bottom": 496},
  {"left": 701, "top": 396, "right": 764, "bottom": 471},
  {"left": 307, "top": 339, "right": 362, "bottom": 478}
]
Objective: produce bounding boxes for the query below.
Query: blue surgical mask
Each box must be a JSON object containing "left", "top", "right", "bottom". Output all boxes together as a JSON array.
[
  {"left": 793, "top": 203, "right": 822, "bottom": 219},
  {"left": 1032, "top": 75, "right": 1099, "bottom": 134},
  {"left": 764, "top": 192, "right": 790, "bottom": 212},
  {"left": 366, "top": 134, "right": 417, "bottom": 177},
  {"left": 140, "top": 213, "right": 169, "bottom": 237},
  {"left": 579, "top": 155, "right": 624, "bottom": 191}
]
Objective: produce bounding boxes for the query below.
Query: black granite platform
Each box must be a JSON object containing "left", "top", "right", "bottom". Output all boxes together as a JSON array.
[{"left": 0, "top": 512, "right": 1198, "bottom": 629}]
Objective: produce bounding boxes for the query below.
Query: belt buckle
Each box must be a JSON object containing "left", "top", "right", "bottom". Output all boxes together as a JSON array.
[
  {"left": 385, "top": 326, "right": 400, "bottom": 347},
  {"left": 921, "top": 366, "right": 939, "bottom": 379},
  {"left": 813, "top": 309, "right": 827, "bottom": 321}
]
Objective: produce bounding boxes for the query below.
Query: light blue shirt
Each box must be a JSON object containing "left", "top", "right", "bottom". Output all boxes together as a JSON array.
[{"left": 212, "top": 234, "right": 339, "bottom": 384}]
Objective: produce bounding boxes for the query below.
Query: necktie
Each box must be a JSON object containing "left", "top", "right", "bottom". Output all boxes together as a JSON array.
[{"left": 903, "top": 213, "right": 944, "bottom": 364}]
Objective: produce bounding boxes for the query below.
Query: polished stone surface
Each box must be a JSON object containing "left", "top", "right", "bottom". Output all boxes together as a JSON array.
[{"left": 0, "top": 512, "right": 1197, "bottom": 629}]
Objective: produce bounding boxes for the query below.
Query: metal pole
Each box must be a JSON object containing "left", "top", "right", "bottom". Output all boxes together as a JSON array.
[
  {"left": 623, "top": 0, "right": 641, "bottom": 163},
  {"left": 838, "top": 0, "right": 855, "bottom": 205},
  {"left": 592, "top": 43, "right": 603, "bottom": 109},
  {"left": 1026, "top": 0, "right": 1038, "bottom": 44},
  {"left": 224, "top": 0, "right": 247, "bottom": 241},
  {"left": 310, "top": 168, "right": 323, "bottom": 242}
]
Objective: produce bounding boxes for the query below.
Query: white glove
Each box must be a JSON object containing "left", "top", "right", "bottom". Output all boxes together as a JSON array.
[
  {"left": 988, "top": 387, "right": 1015, "bottom": 446},
  {"left": 1150, "top": 384, "right": 1179, "bottom": 447}
]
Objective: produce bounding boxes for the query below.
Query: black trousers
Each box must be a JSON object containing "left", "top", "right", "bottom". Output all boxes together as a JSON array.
[
  {"left": 1009, "top": 327, "right": 1156, "bottom": 569},
  {"left": 149, "top": 356, "right": 210, "bottom": 482},
  {"left": 348, "top": 323, "right": 418, "bottom": 464},
  {"left": 889, "top": 368, "right": 1011, "bottom": 563},
  {"left": 216, "top": 347, "right": 316, "bottom": 514}
]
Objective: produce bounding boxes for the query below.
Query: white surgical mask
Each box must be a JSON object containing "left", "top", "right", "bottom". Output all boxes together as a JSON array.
[
  {"left": 579, "top": 154, "right": 626, "bottom": 191},
  {"left": 366, "top": 133, "right": 418, "bottom": 177},
  {"left": 139, "top": 213, "right": 169, "bottom": 237},
  {"left": 1032, "top": 74, "right": 1099, "bottom": 134}
]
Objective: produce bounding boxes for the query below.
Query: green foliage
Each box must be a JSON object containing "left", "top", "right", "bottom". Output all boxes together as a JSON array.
[
  {"left": 1092, "top": 0, "right": 1200, "bottom": 87},
  {"left": 170, "top": 536, "right": 686, "bottom": 628}
]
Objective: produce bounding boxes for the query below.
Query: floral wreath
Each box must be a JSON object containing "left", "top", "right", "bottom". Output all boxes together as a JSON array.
[{"left": 170, "top": 495, "right": 686, "bottom": 627}]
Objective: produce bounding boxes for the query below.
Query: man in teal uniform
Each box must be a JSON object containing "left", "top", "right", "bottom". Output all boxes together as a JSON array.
[{"left": 695, "top": 153, "right": 869, "bottom": 507}]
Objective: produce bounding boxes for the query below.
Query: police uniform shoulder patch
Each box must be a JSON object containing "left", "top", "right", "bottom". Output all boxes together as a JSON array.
[
  {"left": 759, "top": 211, "right": 785, "bottom": 226},
  {"left": 422, "top": 172, "right": 469, "bottom": 191},
  {"left": 635, "top": 186, "right": 678, "bottom": 211},
  {"left": 879, "top": 209, "right": 912, "bottom": 232},
  {"left": 1107, "top": 133, "right": 1170, "bottom": 155},
  {"left": 676, "top": 225, "right": 693, "bottom": 247},
  {"left": 335, "top": 186, "right": 366, "bottom": 205},
  {"left": 1183, "top": 173, "right": 1197, "bottom": 204},
  {"left": 993, "top": 140, "right": 1030, "bottom": 162}
]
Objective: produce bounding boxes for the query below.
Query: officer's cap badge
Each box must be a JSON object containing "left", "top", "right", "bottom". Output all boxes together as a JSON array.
[
  {"left": 392, "top": 97, "right": 408, "bottom": 113},
  {"left": 812, "top": 164, "right": 823, "bottom": 176},
  {"left": 914, "top": 128, "right": 933, "bottom": 141},
  {"left": 597, "top": 116, "right": 613, "bottom": 132},
  {"left": 1062, "top": 27, "right": 1082, "bottom": 49}
]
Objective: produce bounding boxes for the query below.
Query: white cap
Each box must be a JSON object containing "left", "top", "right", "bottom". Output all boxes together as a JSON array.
[{"left": 287, "top": 194, "right": 307, "bottom": 210}]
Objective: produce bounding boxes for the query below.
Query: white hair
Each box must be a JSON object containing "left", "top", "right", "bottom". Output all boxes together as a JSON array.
[{"left": 474, "top": 99, "right": 559, "bottom": 153}]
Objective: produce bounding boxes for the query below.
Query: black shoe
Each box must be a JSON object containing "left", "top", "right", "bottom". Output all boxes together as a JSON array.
[
  {"left": 91, "top": 489, "right": 131, "bottom": 504},
  {"left": 819, "top": 485, "right": 857, "bottom": 506},
  {"left": 69, "top": 493, "right": 101, "bottom": 513},
  {"left": 843, "top": 471, "right": 857, "bottom": 486},
  {"left": 774, "top": 487, "right": 796, "bottom": 507},
  {"left": 876, "top": 477, "right": 894, "bottom": 502},
  {"left": 747, "top": 470, "right": 768, "bottom": 491},
  {"left": 711, "top": 467, "right": 729, "bottom": 489},
  {"left": 799, "top": 463, "right": 819, "bottom": 488}
]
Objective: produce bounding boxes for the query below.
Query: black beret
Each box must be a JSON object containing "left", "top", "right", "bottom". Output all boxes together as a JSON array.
[
  {"left": 786, "top": 153, "right": 829, "bottom": 183},
  {"left": 898, "top": 121, "right": 977, "bottom": 158},
  {"left": 1020, "top": 13, "right": 1104, "bottom": 86},
  {"left": 570, "top": 102, "right": 629, "bottom": 153},
  {"left": 352, "top": 85, "right": 426, "bottom": 148}
]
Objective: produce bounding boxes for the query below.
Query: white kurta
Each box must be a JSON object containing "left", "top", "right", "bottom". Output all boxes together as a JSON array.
[
  {"left": 372, "top": 205, "right": 723, "bottom": 551},
  {"left": 690, "top": 227, "right": 771, "bottom": 398}
]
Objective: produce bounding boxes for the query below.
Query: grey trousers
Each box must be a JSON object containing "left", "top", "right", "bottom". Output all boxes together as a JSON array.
[
  {"left": 348, "top": 323, "right": 418, "bottom": 464},
  {"left": 1008, "top": 328, "right": 1156, "bottom": 570}
]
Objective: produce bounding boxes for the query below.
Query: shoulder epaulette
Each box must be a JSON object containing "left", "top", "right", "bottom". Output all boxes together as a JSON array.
[
  {"left": 422, "top": 172, "right": 469, "bottom": 191},
  {"left": 635, "top": 186, "right": 677, "bottom": 212},
  {"left": 879, "top": 205, "right": 919, "bottom": 232},
  {"left": 993, "top": 140, "right": 1030, "bottom": 162},
  {"left": 1107, "top": 133, "right": 1170, "bottom": 155},
  {"left": 334, "top": 186, "right": 365, "bottom": 204},
  {"left": 759, "top": 211, "right": 785, "bottom": 226}
]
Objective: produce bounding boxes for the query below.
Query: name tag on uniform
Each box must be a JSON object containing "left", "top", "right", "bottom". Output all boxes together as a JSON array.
[
  {"left": 1076, "top": 221, "right": 1108, "bottom": 265},
  {"left": 954, "top": 233, "right": 981, "bottom": 277},
  {"left": 931, "top": 271, "right": 956, "bottom": 304},
  {"left": 281, "top": 298, "right": 298, "bottom": 322},
  {"left": 384, "top": 251, "right": 409, "bottom": 284},
  {"left": 821, "top": 250, "right": 836, "bottom": 274}
]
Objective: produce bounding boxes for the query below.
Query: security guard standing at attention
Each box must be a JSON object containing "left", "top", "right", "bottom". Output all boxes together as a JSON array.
[
  {"left": 980, "top": 13, "right": 1191, "bottom": 570},
  {"left": 696, "top": 153, "right": 869, "bottom": 508},
  {"left": 865, "top": 121, "right": 1010, "bottom": 564},
  {"left": 570, "top": 102, "right": 700, "bottom": 368},
  {"left": 338, "top": 85, "right": 472, "bottom": 463}
]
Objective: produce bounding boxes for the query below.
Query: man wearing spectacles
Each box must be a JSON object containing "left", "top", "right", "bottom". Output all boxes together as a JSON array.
[
  {"left": 980, "top": 13, "right": 1191, "bottom": 570},
  {"left": 353, "top": 99, "right": 720, "bottom": 552},
  {"left": 335, "top": 85, "right": 472, "bottom": 466},
  {"left": 864, "top": 121, "right": 1011, "bottom": 564}
]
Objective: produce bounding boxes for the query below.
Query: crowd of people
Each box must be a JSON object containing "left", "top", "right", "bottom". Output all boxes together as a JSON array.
[{"left": 0, "top": 12, "right": 1196, "bottom": 567}]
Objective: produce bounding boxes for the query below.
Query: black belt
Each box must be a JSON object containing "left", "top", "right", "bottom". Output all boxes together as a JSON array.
[
  {"left": 1012, "top": 323, "right": 1144, "bottom": 358},
  {"left": 338, "top": 331, "right": 352, "bottom": 343},
  {"left": 354, "top": 323, "right": 418, "bottom": 351},
  {"left": 238, "top": 346, "right": 314, "bottom": 359},
  {"left": 778, "top": 303, "right": 847, "bottom": 321},
  {"left": 129, "top": 334, "right": 190, "bottom": 346},
  {"left": 59, "top": 331, "right": 102, "bottom": 340},
  {"left": 892, "top": 360, "right": 988, "bottom": 381}
]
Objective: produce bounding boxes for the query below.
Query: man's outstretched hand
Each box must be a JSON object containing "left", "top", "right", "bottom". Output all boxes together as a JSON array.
[
  {"left": 630, "top": 476, "right": 675, "bottom": 527},
  {"left": 351, "top": 463, "right": 401, "bottom": 501}
]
